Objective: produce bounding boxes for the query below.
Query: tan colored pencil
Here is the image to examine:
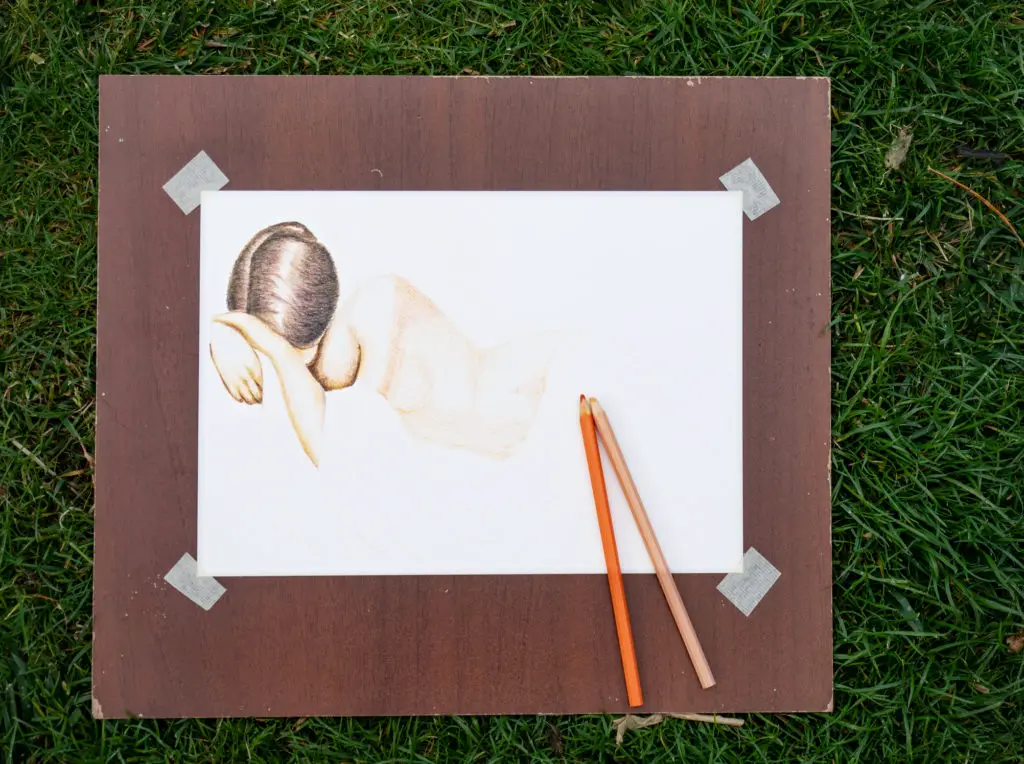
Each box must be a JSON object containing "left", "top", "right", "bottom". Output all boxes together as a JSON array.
[{"left": 589, "top": 397, "right": 716, "bottom": 690}]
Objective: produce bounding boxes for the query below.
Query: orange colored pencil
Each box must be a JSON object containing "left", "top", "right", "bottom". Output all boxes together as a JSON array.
[
  {"left": 579, "top": 394, "right": 643, "bottom": 708},
  {"left": 590, "top": 397, "right": 716, "bottom": 690}
]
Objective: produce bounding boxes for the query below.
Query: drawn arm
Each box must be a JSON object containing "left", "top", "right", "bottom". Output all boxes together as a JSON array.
[
  {"left": 214, "top": 312, "right": 326, "bottom": 467},
  {"left": 210, "top": 321, "right": 264, "bottom": 404}
]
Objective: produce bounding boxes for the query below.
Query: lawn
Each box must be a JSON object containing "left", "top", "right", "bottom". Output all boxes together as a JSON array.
[{"left": 1, "top": 1, "right": 1023, "bottom": 761}]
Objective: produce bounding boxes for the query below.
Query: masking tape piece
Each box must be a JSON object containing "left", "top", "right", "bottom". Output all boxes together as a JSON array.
[
  {"left": 162, "top": 150, "right": 228, "bottom": 214},
  {"left": 716, "top": 547, "right": 780, "bottom": 616},
  {"left": 164, "top": 553, "right": 226, "bottom": 611},
  {"left": 719, "top": 158, "right": 780, "bottom": 221}
]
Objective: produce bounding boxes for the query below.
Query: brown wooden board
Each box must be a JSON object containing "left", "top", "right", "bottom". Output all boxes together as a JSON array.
[{"left": 94, "top": 75, "right": 831, "bottom": 718}]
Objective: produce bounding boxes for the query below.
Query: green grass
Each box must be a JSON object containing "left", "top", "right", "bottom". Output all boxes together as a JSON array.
[{"left": 1, "top": 0, "right": 1023, "bottom": 760}]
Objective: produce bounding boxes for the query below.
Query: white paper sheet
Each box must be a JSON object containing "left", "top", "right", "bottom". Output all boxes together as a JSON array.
[{"left": 197, "top": 191, "right": 743, "bottom": 576}]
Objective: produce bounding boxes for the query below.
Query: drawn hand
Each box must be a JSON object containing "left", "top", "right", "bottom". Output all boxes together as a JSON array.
[{"left": 210, "top": 320, "right": 264, "bottom": 404}]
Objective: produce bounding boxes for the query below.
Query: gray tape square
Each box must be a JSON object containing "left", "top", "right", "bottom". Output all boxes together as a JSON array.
[
  {"left": 716, "top": 547, "right": 780, "bottom": 616},
  {"left": 164, "top": 553, "right": 226, "bottom": 611},
  {"left": 719, "top": 158, "right": 781, "bottom": 221},
  {"left": 162, "top": 150, "right": 228, "bottom": 214}
]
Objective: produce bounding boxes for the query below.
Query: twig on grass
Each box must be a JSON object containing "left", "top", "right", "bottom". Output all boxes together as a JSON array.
[{"left": 927, "top": 167, "right": 1024, "bottom": 249}]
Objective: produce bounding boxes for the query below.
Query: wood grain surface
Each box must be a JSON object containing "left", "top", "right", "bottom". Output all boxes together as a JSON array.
[{"left": 94, "top": 75, "right": 831, "bottom": 718}]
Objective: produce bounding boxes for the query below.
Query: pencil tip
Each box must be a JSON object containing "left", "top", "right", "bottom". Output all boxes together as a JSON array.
[
  {"left": 588, "top": 396, "right": 603, "bottom": 414},
  {"left": 579, "top": 395, "right": 590, "bottom": 414}
]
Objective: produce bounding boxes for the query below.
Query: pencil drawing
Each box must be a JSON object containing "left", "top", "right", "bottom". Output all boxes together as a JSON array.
[{"left": 210, "top": 221, "right": 555, "bottom": 466}]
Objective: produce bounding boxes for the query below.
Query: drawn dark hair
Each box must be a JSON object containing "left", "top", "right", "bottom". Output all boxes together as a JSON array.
[{"left": 227, "top": 222, "right": 340, "bottom": 348}]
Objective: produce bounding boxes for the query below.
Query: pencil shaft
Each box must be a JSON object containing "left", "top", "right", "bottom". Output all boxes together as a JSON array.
[
  {"left": 590, "top": 399, "right": 716, "bottom": 690},
  {"left": 579, "top": 397, "right": 643, "bottom": 707}
]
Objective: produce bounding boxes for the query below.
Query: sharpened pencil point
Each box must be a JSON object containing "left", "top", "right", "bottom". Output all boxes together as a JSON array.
[{"left": 579, "top": 395, "right": 591, "bottom": 415}]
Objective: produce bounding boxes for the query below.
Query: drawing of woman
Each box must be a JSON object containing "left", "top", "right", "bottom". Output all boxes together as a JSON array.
[{"left": 210, "top": 222, "right": 555, "bottom": 466}]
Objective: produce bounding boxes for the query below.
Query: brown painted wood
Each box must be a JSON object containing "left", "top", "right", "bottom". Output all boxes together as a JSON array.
[{"left": 94, "top": 76, "right": 831, "bottom": 718}]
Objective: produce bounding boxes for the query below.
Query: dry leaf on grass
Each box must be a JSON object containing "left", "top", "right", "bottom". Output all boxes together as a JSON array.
[
  {"left": 885, "top": 128, "right": 913, "bottom": 170},
  {"left": 1007, "top": 631, "right": 1024, "bottom": 654},
  {"left": 547, "top": 722, "right": 563, "bottom": 754},
  {"left": 612, "top": 714, "right": 664, "bottom": 745}
]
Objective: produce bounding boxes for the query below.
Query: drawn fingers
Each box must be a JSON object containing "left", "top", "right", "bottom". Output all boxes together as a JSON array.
[
  {"left": 238, "top": 386, "right": 255, "bottom": 405},
  {"left": 219, "top": 364, "right": 261, "bottom": 404},
  {"left": 241, "top": 375, "right": 262, "bottom": 404},
  {"left": 245, "top": 354, "right": 264, "bottom": 394}
]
